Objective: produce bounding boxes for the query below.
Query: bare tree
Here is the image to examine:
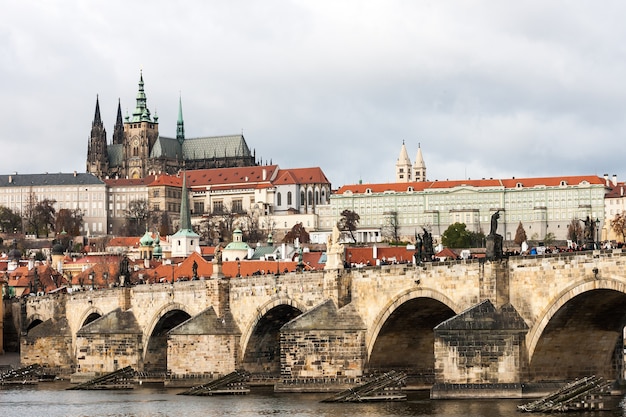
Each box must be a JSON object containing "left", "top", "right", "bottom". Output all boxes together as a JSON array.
[
  {"left": 55, "top": 208, "right": 83, "bottom": 236},
  {"left": 338, "top": 209, "right": 360, "bottom": 243},
  {"left": 283, "top": 222, "right": 310, "bottom": 244},
  {"left": 514, "top": 222, "right": 527, "bottom": 246},
  {"left": 567, "top": 218, "right": 584, "bottom": 245},
  {"left": 124, "top": 199, "right": 150, "bottom": 236},
  {"left": 24, "top": 192, "right": 56, "bottom": 238},
  {"left": 382, "top": 211, "right": 400, "bottom": 244},
  {"left": 611, "top": 212, "right": 626, "bottom": 242}
]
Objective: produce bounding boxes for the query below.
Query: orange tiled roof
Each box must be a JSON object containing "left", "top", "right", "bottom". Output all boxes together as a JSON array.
[
  {"left": 274, "top": 167, "right": 330, "bottom": 185},
  {"left": 148, "top": 174, "right": 183, "bottom": 187},
  {"left": 185, "top": 165, "right": 279, "bottom": 187},
  {"left": 337, "top": 175, "right": 606, "bottom": 194}
]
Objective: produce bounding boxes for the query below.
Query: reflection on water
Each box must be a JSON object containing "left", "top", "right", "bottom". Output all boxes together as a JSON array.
[{"left": 0, "top": 384, "right": 625, "bottom": 417}]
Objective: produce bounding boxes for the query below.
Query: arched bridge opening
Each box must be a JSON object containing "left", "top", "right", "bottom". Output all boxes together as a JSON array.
[
  {"left": 529, "top": 289, "right": 626, "bottom": 383},
  {"left": 82, "top": 312, "right": 101, "bottom": 327},
  {"left": 242, "top": 304, "right": 302, "bottom": 377},
  {"left": 26, "top": 318, "right": 43, "bottom": 333},
  {"left": 144, "top": 309, "right": 191, "bottom": 374},
  {"left": 368, "top": 297, "right": 456, "bottom": 385}
]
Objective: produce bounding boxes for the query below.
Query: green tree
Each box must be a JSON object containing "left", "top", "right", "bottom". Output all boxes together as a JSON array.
[
  {"left": 514, "top": 222, "right": 527, "bottom": 246},
  {"left": 0, "top": 206, "right": 22, "bottom": 233},
  {"left": 441, "top": 222, "right": 473, "bottom": 248},
  {"left": 337, "top": 209, "right": 360, "bottom": 243},
  {"left": 283, "top": 222, "right": 310, "bottom": 244},
  {"left": 543, "top": 232, "right": 556, "bottom": 246}
]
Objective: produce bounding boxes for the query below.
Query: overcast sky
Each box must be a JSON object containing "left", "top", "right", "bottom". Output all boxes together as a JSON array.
[{"left": 3, "top": 1, "right": 626, "bottom": 188}]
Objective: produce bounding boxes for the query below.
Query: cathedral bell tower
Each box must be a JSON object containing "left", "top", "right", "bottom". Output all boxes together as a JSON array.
[
  {"left": 123, "top": 71, "right": 159, "bottom": 179},
  {"left": 86, "top": 95, "right": 109, "bottom": 178}
]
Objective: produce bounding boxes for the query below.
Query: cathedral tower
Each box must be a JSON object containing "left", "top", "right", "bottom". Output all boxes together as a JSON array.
[
  {"left": 123, "top": 71, "right": 159, "bottom": 179},
  {"left": 86, "top": 95, "right": 109, "bottom": 178}
]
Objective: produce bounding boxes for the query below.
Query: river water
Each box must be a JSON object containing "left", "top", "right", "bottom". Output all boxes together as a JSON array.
[{"left": 1, "top": 384, "right": 626, "bottom": 417}]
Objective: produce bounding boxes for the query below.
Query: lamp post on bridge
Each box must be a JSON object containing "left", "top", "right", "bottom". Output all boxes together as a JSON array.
[{"left": 595, "top": 218, "right": 601, "bottom": 249}]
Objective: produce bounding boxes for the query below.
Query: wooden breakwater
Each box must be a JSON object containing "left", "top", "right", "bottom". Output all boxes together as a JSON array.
[
  {"left": 321, "top": 371, "right": 407, "bottom": 403},
  {"left": 177, "top": 370, "right": 250, "bottom": 396},
  {"left": 518, "top": 376, "right": 614, "bottom": 412},
  {"left": 67, "top": 366, "right": 136, "bottom": 390}
]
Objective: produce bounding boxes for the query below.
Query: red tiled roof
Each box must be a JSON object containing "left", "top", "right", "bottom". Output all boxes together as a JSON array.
[
  {"left": 108, "top": 236, "right": 141, "bottom": 248},
  {"left": 185, "top": 165, "right": 279, "bottom": 187},
  {"left": 274, "top": 167, "right": 330, "bottom": 185},
  {"left": 149, "top": 174, "right": 183, "bottom": 187},
  {"left": 337, "top": 175, "right": 606, "bottom": 194}
]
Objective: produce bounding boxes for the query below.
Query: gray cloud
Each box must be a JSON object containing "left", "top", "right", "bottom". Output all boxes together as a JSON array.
[{"left": 2, "top": 1, "right": 626, "bottom": 187}]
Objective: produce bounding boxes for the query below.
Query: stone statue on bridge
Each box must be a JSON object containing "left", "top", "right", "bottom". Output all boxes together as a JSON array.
[
  {"left": 486, "top": 210, "right": 503, "bottom": 260},
  {"left": 325, "top": 224, "right": 345, "bottom": 270}
]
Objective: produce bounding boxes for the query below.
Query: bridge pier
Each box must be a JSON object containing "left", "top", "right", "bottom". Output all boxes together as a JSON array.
[{"left": 431, "top": 299, "right": 529, "bottom": 398}]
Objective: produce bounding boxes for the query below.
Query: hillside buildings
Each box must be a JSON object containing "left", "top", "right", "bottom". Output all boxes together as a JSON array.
[
  {"left": 0, "top": 172, "right": 107, "bottom": 236},
  {"left": 318, "top": 143, "right": 608, "bottom": 244}
]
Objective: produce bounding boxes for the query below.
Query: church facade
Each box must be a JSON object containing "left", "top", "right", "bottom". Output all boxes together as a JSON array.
[{"left": 86, "top": 72, "right": 257, "bottom": 180}]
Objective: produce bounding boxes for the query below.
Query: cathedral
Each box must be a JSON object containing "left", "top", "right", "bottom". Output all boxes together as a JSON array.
[{"left": 86, "top": 72, "right": 257, "bottom": 179}]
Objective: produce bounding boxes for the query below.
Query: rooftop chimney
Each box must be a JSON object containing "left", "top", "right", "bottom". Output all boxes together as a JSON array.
[{"left": 612, "top": 174, "right": 618, "bottom": 186}]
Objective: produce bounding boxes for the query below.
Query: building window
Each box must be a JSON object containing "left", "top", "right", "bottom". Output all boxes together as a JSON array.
[
  {"left": 277, "top": 193, "right": 282, "bottom": 206},
  {"left": 287, "top": 191, "right": 292, "bottom": 205},
  {"left": 232, "top": 199, "right": 243, "bottom": 213},
  {"left": 213, "top": 200, "right": 224, "bottom": 213},
  {"left": 153, "top": 189, "right": 160, "bottom": 197},
  {"left": 153, "top": 204, "right": 160, "bottom": 211},
  {"left": 194, "top": 202, "right": 205, "bottom": 214}
]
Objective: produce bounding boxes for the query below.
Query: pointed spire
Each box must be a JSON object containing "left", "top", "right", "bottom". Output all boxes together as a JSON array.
[
  {"left": 93, "top": 95, "right": 102, "bottom": 127},
  {"left": 112, "top": 98, "right": 124, "bottom": 145},
  {"left": 413, "top": 142, "right": 427, "bottom": 182},
  {"left": 131, "top": 70, "right": 152, "bottom": 123},
  {"left": 395, "top": 141, "right": 412, "bottom": 183},
  {"left": 179, "top": 171, "right": 192, "bottom": 231},
  {"left": 176, "top": 94, "right": 185, "bottom": 143}
]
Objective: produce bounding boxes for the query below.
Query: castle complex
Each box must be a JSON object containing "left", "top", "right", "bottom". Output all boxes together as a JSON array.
[{"left": 86, "top": 72, "right": 257, "bottom": 180}]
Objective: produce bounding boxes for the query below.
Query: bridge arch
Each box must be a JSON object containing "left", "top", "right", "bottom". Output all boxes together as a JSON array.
[
  {"left": 77, "top": 307, "right": 103, "bottom": 329},
  {"left": 366, "top": 288, "right": 460, "bottom": 360},
  {"left": 365, "top": 288, "right": 459, "bottom": 382},
  {"left": 143, "top": 302, "right": 192, "bottom": 373},
  {"left": 240, "top": 297, "right": 307, "bottom": 375},
  {"left": 25, "top": 314, "right": 45, "bottom": 332},
  {"left": 526, "top": 278, "right": 626, "bottom": 382}
]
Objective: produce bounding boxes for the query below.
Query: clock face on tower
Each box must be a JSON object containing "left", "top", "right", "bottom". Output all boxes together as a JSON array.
[{"left": 132, "top": 136, "right": 139, "bottom": 146}]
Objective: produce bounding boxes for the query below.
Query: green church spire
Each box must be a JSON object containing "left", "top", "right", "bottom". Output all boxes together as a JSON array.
[
  {"left": 179, "top": 171, "right": 192, "bottom": 231},
  {"left": 131, "top": 70, "right": 152, "bottom": 123},
  {"left": 176, "top": 94, "right": 185, "bottom": 144}
]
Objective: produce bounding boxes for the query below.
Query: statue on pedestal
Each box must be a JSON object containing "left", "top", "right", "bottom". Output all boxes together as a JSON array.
[{"left": 486, "top": 210, "right": 503, "bottom": 260}]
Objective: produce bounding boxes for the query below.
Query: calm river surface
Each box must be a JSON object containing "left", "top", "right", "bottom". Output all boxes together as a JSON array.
[{"left": 2, "top": 384, "right": 626, "bottom": 417}]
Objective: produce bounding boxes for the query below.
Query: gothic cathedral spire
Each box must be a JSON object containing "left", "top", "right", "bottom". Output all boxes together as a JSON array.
[
  {"left": 86, "top": 95, "right": 109, "bottom": 177},
  {"left": 112, "top": 99, "right": 124, "bottom": 145}
]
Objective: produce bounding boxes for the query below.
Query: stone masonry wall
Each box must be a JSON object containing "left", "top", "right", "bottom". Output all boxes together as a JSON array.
[
  {"left": 280, "top": 329, "right": 366, "bottom": 380},
  {"left": 75, "top": 333, "right": 143, "bottom": 374},
  {"left": 168, "top": 334, "right": 239, "bottom": 377}
]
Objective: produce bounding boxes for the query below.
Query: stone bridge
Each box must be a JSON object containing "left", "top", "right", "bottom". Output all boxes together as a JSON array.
[{"left": 17, "top": 249, "right": 626, "bottom": 397}]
